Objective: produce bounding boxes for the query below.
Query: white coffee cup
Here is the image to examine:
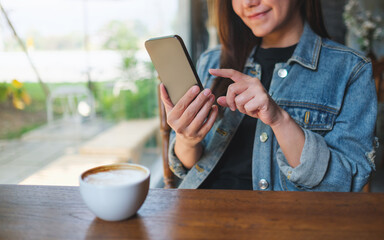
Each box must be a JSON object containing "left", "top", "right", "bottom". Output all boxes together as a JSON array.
[{"left": 79, "top": 163, "right": 150, "bottom": 221}]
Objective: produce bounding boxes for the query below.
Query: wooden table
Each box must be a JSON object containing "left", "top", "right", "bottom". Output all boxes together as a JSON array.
[{"left": 0, "top": 185, "right": 383, "bottom": 240}]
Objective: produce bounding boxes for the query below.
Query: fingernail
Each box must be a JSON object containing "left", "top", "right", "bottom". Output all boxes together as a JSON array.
[
  {"left": 209, "top": 95, "right": 215, "bottom": 101},
  {"left": 203, "top": 89, "right": 211, "bottom": 96},
  {"left": 192, "top": 86, "right": 199, "bottom": 94}
]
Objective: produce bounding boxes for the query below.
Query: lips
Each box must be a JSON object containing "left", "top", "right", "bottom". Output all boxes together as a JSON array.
[{"left": 247, "top": 9, "right": 271, "bottom": 19}]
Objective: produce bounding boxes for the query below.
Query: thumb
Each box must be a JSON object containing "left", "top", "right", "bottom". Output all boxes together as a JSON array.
[{"left": 217, "top": 96, "right": 229, "bottom": 108}]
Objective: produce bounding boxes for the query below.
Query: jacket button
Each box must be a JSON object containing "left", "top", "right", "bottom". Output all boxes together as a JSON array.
[
  {"left": 278, "top": 68, "right": 288, "bottom": 78},
  {"left": 195, "top": 164, "right": 204, "bottom": 172},
  {"left": 259, "top": 179, "right": 269, "bottom": 190},
  {"left": 260, "top": 132, "right": 268, "bottom": 142}
]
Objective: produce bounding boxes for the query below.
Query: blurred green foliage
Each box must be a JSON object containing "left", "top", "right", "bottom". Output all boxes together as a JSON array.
[
  {"left": 96, "top": 77, "right": 158, "bottom": 120},
  {"left": 0, "top": 79, "right": 32, "bottom": 110},
  {"left": 101, "top": 20, "right": 139, "bottom": 51},
  {"left": 96, "top": 20, "right": 158, "bottom": 120}
]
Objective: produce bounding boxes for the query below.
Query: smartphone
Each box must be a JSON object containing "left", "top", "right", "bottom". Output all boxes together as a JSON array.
[{"left": 145, "top": 35, "right": 203, "bottom": 105}]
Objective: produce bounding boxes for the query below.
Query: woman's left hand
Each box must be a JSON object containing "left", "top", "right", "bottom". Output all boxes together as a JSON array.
[
  {"left": 209, "top": 68, "right": 283, "bottom": 127},
  {"left": 210, "top": 68, "right": 305, "bottom": 168}
]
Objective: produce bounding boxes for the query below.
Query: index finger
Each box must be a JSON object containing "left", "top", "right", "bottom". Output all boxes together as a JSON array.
[
  {"left": 172, "top": 85, "right": 201, "bottom": 116},
  {"left": 209, "top": 68, "right": 249, "bottom": 83}
]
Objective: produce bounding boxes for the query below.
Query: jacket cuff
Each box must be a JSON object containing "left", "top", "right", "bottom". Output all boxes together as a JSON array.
[
  {"left": 277, "top": 128, "right": 330, "bottom": 188},
  {"left": 168, "top": 134, "right": 188, "bottom": 179}
]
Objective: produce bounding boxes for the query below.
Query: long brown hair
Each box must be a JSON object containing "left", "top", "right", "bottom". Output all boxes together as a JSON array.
[{"left": 211, "top": 0, "right": 329, "bottom": 103}]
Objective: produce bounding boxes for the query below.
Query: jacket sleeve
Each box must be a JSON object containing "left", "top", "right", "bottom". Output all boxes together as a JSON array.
[
  {"left": 276, "top": 61, "right": 377, "bottom": 192},
  {"left": 168, "top": 133, "right": 188, "bottom": 179}
]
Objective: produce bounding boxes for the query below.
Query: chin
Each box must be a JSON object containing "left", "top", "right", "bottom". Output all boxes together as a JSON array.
[
  {"left": 251, "top": 29, "right": 270, "bottom": 38},
  {"left": 248, "top": 24, "right": 273, "bottom": 38}
]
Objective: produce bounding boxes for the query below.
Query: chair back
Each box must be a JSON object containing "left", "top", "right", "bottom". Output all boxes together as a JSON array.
[
  {"left": 373, "top": 57, "right": 384, "bottom": 102},
  {"left": 362, "top": 57, "right": 384, "bottom": 193},
  {"left": 158, "top": 84, "right": 177, "bottom": 188}
]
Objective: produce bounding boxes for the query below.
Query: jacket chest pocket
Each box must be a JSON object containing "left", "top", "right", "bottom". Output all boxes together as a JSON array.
[{"left": 279, "top": 102, "right": 338, "bottom": 136}]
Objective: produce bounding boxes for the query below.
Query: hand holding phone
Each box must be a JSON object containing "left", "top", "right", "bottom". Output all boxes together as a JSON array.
[
  {"left": 159, "top": 82, "right": 218, "bottom": 168},
  {"left": 146, "top": 35, "right": 218, "bottom": 166},
  {"left": 145, "top": 35, "right": 203, "bottom": 105}
]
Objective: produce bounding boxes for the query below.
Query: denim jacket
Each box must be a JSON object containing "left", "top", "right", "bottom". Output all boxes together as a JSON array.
[{"left": 168, "top": 23, "right": 377, "bottom": 192}]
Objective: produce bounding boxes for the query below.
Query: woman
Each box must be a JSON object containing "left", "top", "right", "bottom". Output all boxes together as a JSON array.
[{"left": 160, "top": 0, "right": 377, "bottom": 191}]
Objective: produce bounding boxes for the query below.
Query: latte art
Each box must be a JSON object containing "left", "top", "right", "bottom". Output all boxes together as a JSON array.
[{"left": 84, "top": 169, "right": 146, "bottom": 186}]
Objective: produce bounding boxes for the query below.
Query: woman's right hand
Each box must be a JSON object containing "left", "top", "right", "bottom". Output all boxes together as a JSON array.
[{"left": 160, "top": 83, "right": 218, "bottom": 148}]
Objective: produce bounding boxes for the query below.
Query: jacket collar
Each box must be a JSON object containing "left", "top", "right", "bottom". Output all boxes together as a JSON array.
[
  {"left": 244, "top": 22, "right": 322, "bottom": 71},
  {"left": 288, "top": 22, "right": 322, "bottom": 70}
]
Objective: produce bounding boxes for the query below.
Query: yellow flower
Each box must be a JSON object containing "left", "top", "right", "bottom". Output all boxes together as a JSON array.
[
  {"left": 11, "top": 79, "right": 23, "bottom": 89},
  {"left": 21, "top": 91, "right": 32, "bottom": 105},
  {"left": 12, "top": 97, "right": 25, "bottom": 110}
]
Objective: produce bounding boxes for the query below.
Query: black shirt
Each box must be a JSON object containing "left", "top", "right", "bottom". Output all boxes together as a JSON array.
[{"left": 199, "top": 44, "right": 297, "bottom": 190}]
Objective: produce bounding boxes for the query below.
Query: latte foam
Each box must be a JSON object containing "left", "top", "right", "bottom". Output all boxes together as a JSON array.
[{"left": 84, "top": 169, "right": 147, "bottom": 186}]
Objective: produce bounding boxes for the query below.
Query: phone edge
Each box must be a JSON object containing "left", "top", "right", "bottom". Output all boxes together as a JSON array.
[{"left": 145, "top": 35, "right": 204, "bottom": 91}]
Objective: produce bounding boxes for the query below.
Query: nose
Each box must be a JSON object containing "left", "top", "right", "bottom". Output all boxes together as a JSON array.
[{"left": 244, "top": 0, "right": 260, "bottom": 8}]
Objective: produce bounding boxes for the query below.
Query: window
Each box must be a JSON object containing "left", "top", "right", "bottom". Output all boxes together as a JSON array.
[{"left": 0, "top": 0, "right": 190, "bottom": 188}]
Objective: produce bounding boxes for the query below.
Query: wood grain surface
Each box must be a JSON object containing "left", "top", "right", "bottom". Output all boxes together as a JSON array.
[{"left": 0, "top": 185, "right": 383, "bottom": 240}]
